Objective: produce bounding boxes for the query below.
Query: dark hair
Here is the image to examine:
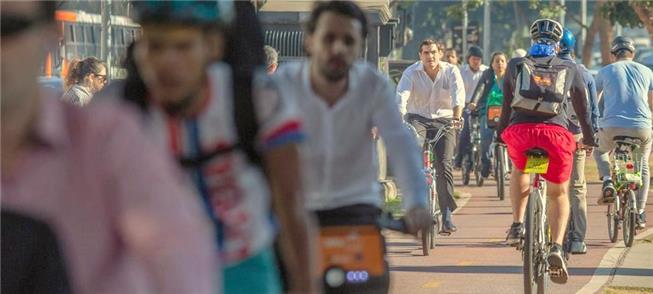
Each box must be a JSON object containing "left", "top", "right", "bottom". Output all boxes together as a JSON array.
[
  {"left": 490, "top": 51, "right": 507, "bottom": 64},
  {"left": 305, "top": 1, "right": 368, "bottom": 39},
  {"left": 613, "top": 49, "right": 634, "bottom": 59},
  {"left": 64, "top": 57, "right": 105, "bottom": 90},
  {"left": 418, "top": 39, "right": 444, "bottom": 54}
]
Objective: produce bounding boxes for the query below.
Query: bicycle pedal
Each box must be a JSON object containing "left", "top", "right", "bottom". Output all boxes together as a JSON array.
[
  {"left": 438, "top": 231, "right": 452, "bottom": 236},
  {"left": 549, "top": 268, "right": 563, "bottom": 277}
]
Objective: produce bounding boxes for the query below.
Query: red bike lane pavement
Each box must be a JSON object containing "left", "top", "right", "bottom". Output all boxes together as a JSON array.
[{"left": 385, "top": 176, "right": 653, "bottom": 293}]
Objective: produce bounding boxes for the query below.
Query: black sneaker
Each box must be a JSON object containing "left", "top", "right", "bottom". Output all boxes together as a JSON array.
[
  {"left": 548, "top": 243, "right": 569, "bottom": 284},
  {"left": 599, "top": 180, "right": 616, "bottom": 204},
  {"left": 637, "top": 211, "right": 647, "bottom": 229},
  {"left": 505, "top": 223, "right": 523, "bottom": 246}
]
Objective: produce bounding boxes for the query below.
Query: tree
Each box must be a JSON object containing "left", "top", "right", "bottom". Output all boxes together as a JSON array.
[{"left": 630, "top": 1, "right": 653, "bottom": 40}]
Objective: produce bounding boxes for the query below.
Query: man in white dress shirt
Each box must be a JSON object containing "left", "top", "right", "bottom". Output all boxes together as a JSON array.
[
  {"left": 276, "top": 0, "right": 430, "bottom": 260},
  {"left": 396, "top": 39, "right": 466, "bottom": 234}
]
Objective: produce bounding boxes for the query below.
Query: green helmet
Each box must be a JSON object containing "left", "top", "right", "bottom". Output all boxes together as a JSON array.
[{"left": 133, "top": 0, "right": 234, "bottom": 26}]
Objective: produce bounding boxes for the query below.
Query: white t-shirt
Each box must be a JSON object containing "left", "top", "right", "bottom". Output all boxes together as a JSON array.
[
  {"left": 275, "top": 60, "right": 427, "bottom": 212},
  {"left": 145, "top": 63, "right": 302, "bottom": 265},
  {"left": 461, "top": 64, "right": 489, "bottom": 103}
]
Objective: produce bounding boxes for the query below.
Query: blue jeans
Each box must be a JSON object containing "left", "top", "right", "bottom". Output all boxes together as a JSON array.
[{"left": 479, "top": 117, "right": 495, "bottom": 178}]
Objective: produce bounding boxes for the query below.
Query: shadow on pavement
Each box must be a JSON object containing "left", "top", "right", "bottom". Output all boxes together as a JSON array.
[{"left": 390, "top": 265, "right": 653, "bottom": 277}]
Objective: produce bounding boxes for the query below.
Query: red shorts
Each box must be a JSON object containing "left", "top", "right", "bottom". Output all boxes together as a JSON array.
[{"left": 501, "top": 123, "right": 576, "bottom": 184}]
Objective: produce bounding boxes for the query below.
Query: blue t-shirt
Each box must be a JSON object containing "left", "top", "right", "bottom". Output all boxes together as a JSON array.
[{"left": 596, "top": 60, "right": 653, "bottom": 129}]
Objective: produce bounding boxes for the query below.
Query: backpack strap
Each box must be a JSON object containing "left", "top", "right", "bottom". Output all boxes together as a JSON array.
[{"left": 232, "top": 72, "right": 263, "bottom": 167}]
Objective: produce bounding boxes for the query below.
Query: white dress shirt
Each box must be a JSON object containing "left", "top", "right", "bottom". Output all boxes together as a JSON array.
[
  {"left": 461, "top": 63, "right": 489, "bottom": 103},
  {"left": 276, "top": 61, "right": 427, "bottom": 211},
  {"left": 397, "top": 61, "right": 466, "bottom": 119}
]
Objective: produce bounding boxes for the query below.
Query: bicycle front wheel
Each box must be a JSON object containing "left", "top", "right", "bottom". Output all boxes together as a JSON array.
[
  {"left": 474, "top": 149, "right": 483, "bottom": 187},
  {"left": 462, "top": 154, "right": 471, "bottom": 186},
  {"left": 607, "top": 201, "right": 619, "bottom": 243},
  {"left": 422, "top": 179, "right": 437, "bottom": 255},
  {"left": 623, "top": 190, "right": 636, "bottom": 247}
]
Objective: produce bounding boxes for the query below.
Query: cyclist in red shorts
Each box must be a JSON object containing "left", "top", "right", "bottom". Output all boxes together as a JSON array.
[{"left": 497, "top": 19, "right": 597, "bottom": 283}]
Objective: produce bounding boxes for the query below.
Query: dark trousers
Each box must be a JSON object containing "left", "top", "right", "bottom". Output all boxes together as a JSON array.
[
  {"left": 406, "top": 114, "right": 458, "bottom": 226},
  {"left": 455, "top": 111, "right": 472, "bottom": 167}
]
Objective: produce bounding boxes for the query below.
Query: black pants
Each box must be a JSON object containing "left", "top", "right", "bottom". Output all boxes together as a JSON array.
[{"left": 406, "top": 114, "right": 458, "bottom": 225}]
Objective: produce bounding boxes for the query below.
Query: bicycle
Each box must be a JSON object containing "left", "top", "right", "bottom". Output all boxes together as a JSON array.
[
  {"left": 519, "top": 148, "right": 558, "bottom": 294},
  {"left": 462, "top": 115, "right": 483, "bottom": 187},
  {"left": 492, "top": 138, "right": 509, "bottom": 201},
  {"left": 606, "top": 136, "right": 642, "bottom": 247},
  {"left": 404, "top": 120, "right": 456, "bottom": 256}
]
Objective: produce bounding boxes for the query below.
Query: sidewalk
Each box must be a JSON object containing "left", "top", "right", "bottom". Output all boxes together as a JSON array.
[{"left": 601, "top": 229, "right": 653, "bottom": 294}]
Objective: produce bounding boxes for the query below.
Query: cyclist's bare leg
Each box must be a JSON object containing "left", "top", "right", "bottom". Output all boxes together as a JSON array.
[
  {"left": 547, "top": 181, "right": 570, "bottom": 245},
  {"left": 510, "top": 167, "right": 530, "bottom": 223}
]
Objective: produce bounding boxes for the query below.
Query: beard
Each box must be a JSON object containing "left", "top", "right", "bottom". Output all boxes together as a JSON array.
[
  {"left": 161, "top": 91, "right": 199, "bottom": 117},
  {"left": 320, "top": 58, "right": 350, "bottom": 82},
  {"left": 321, "top": 67, "right": 347, "bottom": 82}
]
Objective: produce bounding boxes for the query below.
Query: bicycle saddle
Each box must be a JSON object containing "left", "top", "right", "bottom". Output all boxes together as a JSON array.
[{"left": 525, "top": 148, "right": 548, "bottom": 157}]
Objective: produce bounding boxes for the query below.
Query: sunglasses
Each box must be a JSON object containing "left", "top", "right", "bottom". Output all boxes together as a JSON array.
[
  {"left": 1, "top": 14, "right": 46, "bottom": 38},
  {"left": 93, "top": 73, "right": 107, "bottom": 83}
]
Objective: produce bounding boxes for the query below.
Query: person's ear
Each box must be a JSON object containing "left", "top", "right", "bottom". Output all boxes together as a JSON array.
[
  {"left": 205, "top": 31, "right": 225, "bottom": 62},
  {"left": 304, "top": 34, "right": 314, "bottom": 56}
]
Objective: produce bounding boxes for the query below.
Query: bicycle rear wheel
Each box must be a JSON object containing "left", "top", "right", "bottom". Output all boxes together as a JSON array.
[
  {"left": 623, "top": 190, "right": 636, "bottom": 247},
  {"left": 523, "top": 188, "right": 536, "bottom": 294},
  {"left": 496, "top": 145, "right": 505, "bottom": 201},
  {"left": 536, "top": 205, "right": 550, "bottom": 294},
  {"left": 607, "top": 201, "right": 619, "bottom": 243}
]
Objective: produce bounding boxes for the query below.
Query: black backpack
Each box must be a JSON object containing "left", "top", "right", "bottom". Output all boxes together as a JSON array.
[{"left": 510, "top": 56, "right": 569, "bottom": 117}]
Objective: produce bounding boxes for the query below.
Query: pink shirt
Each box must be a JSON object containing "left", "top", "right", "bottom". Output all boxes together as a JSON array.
[{"left": 2, "top": 97, "right": 219, "bottom": 294}]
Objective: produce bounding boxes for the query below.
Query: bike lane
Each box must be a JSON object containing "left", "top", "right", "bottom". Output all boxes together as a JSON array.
[{"left": 386, "top": 175, "right": 653, "bottom": 293}]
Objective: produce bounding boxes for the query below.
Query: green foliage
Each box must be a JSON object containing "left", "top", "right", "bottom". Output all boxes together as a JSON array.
[
  {"left": 528, "top": 0, "right": 566, "bottom": 19},
  {"left": 600, "top": 0, "right": 653, "bottom": 28},
  {"left": 445, "top": 0, "right": 484, "bottom": 20}
]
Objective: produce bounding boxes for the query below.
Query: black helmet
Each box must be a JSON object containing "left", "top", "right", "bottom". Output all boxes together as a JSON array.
[
  {"left": 529, "top": 19, "right": 563, "bottom": 43},
  {"left": 467, "top": 46, "right": 483, "bottom": 59},
  {"left": 610, "top": 36, "right": 636, "bottom": 54}
]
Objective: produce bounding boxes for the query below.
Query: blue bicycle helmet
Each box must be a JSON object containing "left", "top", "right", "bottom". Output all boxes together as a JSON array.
[
  {"left": 529, "top": 19, "right": 563, "bottom": 43},
  {"left": 559, "top": 28, "right": 575, "bottom": 54},
  {"left": 133, "top": 1, "right": 234, "bottom": 26}
]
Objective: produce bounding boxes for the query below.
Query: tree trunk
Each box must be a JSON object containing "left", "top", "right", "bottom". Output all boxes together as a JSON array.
[
  {"left": 630, "top": 1, "right": 653, "bottom": 40},
  {"left": 582, "top": 5, "right": 601, "bottom": 66},
  {"left": 598, "top": 11, "right": 614, "bottom": 66}
]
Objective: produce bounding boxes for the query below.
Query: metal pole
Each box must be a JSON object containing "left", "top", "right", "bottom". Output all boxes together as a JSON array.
[
  {"left": 483, "top": 0, "right": 490, "bottom": 62},
  {"left": 462, "top": 0, "right": 468, "bottom": 59},
  {"left": 559, "top": 0, "right": 565, "bottom": 27},
  {"left": 580, "top": 0, "right": 586, "bottom": 48}
]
